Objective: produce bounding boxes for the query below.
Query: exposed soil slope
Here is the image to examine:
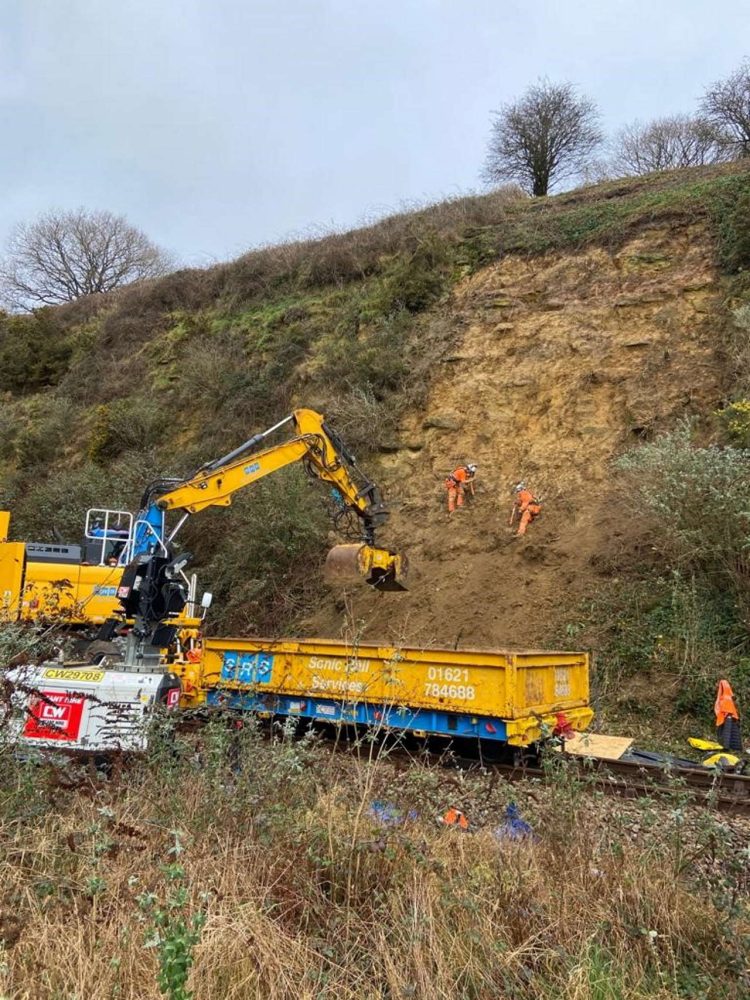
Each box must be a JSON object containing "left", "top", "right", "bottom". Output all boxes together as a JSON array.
[{"left": 308, "top": 220, "right": 724, "bottom": 648}]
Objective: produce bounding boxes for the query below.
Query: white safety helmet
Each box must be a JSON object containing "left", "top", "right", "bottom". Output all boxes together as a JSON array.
[
  {"left": 467, "top": 463, "right": 477, "bottom": 473},
  {"left": 514, "top": 481, "right": 525, "bottom": 493}
]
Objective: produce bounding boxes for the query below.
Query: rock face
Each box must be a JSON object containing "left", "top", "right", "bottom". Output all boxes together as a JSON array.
[
  {"left": 422, "top": 413, "right": 463, "bottom": 432},
  {"left": 310, "top": 221, "right": 725, "bottom": 650}
]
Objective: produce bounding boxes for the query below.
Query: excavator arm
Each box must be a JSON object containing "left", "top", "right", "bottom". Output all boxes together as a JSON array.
[
  {"left": 139, "top": 408, "right": 407, "bottom": 593},
  {"left": 155, "top": 410, "right": 383, "bottom": 521}
]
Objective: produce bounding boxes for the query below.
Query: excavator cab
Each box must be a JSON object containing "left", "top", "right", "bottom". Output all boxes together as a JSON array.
[{"left": 324, "top": 543, "right": 408, "bottom": 592}]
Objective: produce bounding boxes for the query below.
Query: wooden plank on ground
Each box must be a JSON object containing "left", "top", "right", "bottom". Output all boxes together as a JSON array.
[{"left": 554, "top": 732, "right": 634, "bottom": 761}]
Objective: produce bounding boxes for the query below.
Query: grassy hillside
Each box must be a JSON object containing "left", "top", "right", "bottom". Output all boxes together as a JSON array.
[
  {"left": 2, "top": 164, "right": 750, "bottom": 998},
  {"left": 0, "top": 162, "right": 749, "bottom": 669}
]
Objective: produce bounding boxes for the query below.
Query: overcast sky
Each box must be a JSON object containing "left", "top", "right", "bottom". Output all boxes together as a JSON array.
[{"left": 2, "top": 1, "right": 748, "bottom": 266}]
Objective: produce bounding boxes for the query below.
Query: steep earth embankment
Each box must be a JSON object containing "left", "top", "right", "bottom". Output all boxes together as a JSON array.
[
  {"left": 3, "top": 165, "right": 747, "bottom": 648},
  {"left": 310, "top": 221, "right": 724, "bottom": 648}
]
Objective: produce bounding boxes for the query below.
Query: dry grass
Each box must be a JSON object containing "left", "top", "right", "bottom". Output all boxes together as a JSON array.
[{"left": 0, "top": 724, "right": 748, "bottom": 999}]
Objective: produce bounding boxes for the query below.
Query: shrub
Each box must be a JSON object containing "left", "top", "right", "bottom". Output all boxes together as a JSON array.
[
  {"left": 312, "top": 304, "right": 411, "bottom": 398},
  {"left": 167, "top": 327, "right": 297, "bottom": 454},
  {"left": 12, "top": 396, "right": 78, "bottom": 469},
  {"left": 323, "top": 384, "right": 398, "bottom": 456},
  {"left": 734, "top": 303, "right": 750, "bottom": 332},
  {"left": 721, "top": 301, "right": 750, "bottom": 393},
  {"left": 369, "top": 235, "right": 451, "bottom": 315},
  {"left": 717, "top": 399, "right": 750, "bottom": 447},
  {"left": 710, "top": 178, "right": 750, "bottom": 274},
  {"left": 0, "top": 310, "right": 73, "bottom": 393},
  {"left": 568, "top": 574, "right": 743, "bottom": 720},
  {"left": 88, "top": 398, "right": 164, "bottom": 463},
  {"left": 617, "top": 421, "right": 750, "bottom": 619},
  {"left": 0, "top": 397, "right": 21, "bottom": 462}
]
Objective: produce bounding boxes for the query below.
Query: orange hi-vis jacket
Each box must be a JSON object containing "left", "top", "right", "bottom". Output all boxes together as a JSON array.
[
  {"left": 715, "top": 679, "right": 740, "bottom": 727},
  {"left": 441, "top": 807, "right": 469, "bottom": 830},
  {"left": 449, "top": 467, "right": 473, "bottom": 486},
  {"left": 516, "top": 488, "right": 538, "bottom": 511}
]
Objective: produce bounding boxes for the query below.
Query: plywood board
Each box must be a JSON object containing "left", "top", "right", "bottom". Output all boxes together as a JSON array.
[{"left": 554, "top": 732, "right": 633, "bottom": 761}]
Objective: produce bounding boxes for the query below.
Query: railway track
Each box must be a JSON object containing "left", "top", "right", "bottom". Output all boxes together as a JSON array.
[
  {"left": 428, "top": 746, "right": 750, "bottom": 816},
  {"left": 203, "top": 711, "right": 750, "bottom": 816},
  {"left": 67, "top": 711, "right": 750, "bottom": 817}
]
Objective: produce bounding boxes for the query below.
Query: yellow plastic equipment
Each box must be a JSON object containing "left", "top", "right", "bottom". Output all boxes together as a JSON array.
[
  {"left": 702, "top": 752, "right": 741, "bottom": 768},
  {"left": 688, "top": 737, "right": 725, "bottom": 751}
]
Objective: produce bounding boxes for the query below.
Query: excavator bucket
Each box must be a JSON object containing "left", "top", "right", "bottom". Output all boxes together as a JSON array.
[{"left": 324, "top": 544, "right": 408, "bottom": 592}]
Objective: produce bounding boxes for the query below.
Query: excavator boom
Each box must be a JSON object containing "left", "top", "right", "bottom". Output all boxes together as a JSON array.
[{"left": 139, "top": 408, "right": 407, "bottom": 602}]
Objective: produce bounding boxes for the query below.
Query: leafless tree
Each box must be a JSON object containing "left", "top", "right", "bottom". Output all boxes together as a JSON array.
[
  {"left": 0, "top": 208, "right": 173, "bottom": 309},
  {"left": 612, "top": 114, "right": 733, "bottom": 176},
  {"left": 701, "top": 60, "right": 750, "bottom": 159},
  {"left": 483, "top": 79, "right": 603, "bottom": 196}
]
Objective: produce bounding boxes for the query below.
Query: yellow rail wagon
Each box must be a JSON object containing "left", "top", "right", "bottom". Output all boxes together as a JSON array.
[{"left": 193, "top": 637, "right": 593, "bottom": 747}]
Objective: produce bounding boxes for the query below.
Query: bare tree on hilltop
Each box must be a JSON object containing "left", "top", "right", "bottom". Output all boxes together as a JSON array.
[
  {"left": 612, "top": 114, "right": 734, "bottom": 176},
  {"left": 0, "top": 208, "right": 173, "bottom": 310},
  {"left": 483, "top": 79, "right": 603, "bottom": 196},
  {"left": 701, "top": 60, "right": 750, "bottom": 159}
]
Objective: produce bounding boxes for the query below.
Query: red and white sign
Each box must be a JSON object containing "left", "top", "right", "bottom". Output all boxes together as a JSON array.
[
  {"left": 23, "top": 691, "right": 85, "bottom": 742},
  {"left": 166, "top": 687, "right": 180, "bottom": 709}
]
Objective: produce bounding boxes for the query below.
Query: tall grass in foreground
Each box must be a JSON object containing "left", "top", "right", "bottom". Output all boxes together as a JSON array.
[{"left": 0, "top": 719, "right": 748, "bottom": 999}]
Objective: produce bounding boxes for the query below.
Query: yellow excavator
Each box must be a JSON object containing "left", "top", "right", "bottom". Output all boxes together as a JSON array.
[
  {"left": 0, "top": 408, "right": 406, "bottom": 636},
  {"left": 0, "top": 510, "right": 127, "bottom": 628},
  {"left": 106, "top": 407, "right": 407, "bottom": 669},
  {"left": 3, "top": 409, "right": 408, "bottom": 751}
]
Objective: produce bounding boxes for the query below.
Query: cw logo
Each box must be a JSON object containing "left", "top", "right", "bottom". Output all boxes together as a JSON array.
[{"left": 41, "top": 704, "right": 67, "bottom": 720}]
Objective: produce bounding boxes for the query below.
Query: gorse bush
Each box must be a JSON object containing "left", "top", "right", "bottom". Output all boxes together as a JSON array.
[
  {"left": 370, "top": 235, "right": 452, "bottom": 314},
  {"left": 711, "top": 178, "right": 750, "bottom": 274},
  {"left": 88, "top": 399, "right": 164, "bottom": 463},
  {"left": 7, "top": 396, "right": 77, "bottom": 470},
  {"left": 716, "top": 398, "right": 750, "bottom": 447},
  {"left": 722, "top": 302, "right": 750, "bottom": 395}
]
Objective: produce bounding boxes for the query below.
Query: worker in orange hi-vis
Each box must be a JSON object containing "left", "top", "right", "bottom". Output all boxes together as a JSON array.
[
  {"left": 445, "top": 464, "right": 477, "bottom": 514},
  {"left": 509, "top": 482, "right": 542, "bottom": 536},
  {"left": 715, "top": 679, "right": 743, "bottom": 752}
]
